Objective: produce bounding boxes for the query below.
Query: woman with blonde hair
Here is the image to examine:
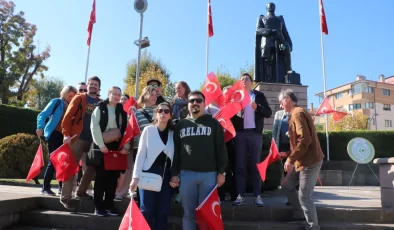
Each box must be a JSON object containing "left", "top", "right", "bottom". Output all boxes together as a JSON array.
[
  {"left": 36, "top": 85, "right": 78, "bottom": 196},
  {"left": 114, "top": 86, "right": 157, "bottom": 201}
]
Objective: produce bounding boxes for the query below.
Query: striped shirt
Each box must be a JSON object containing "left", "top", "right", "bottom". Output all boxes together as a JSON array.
[{"left": 133, "top": 106, "right": 156, "bottom": 149}]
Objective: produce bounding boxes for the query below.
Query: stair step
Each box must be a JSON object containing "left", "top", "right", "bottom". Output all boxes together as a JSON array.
[
  {"left": 38, "top": 196, "right": 394, "bottom": 223},
  {"left": 18, "top": 209, "right": 394, "bottom": 230},
  {"left": 4, "top": 225, "right": 73, "bottom": 230}
]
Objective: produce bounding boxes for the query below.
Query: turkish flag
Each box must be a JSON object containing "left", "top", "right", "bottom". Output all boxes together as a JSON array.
[
  {"left": 195, "top": 185, "right": 224, "bottom": 230},
  {"left": 119, "top": 199, "right": 150, "bottom": 230},
  {"left": 315, "top": 97, "right": 334, "bottom": 115},
  {"left": 104, "top": 151, "right": 128, "bottom": 171},
  {"left": 319, "top": 0, "right": 328, "bottom": 35},
  {"left": 118, "top": 112, "right": 141, "bottom": 150},
  {"left": 203, "top": 72, "right": 222, "bottom": 106},
  {"left": 26, "top": 143, "right": 44, "bottom": 183},
  {"left": 213, "top": 112, "right": 235, "bottom": 142},
  {"left": 219, "top": 80, "right": 251, "bottom": 119},
  {"left": 208, "top": 0, "right": 213, "bottom": 37},
  {"left": 332, "top": 111, "right": 347, "bottom": 122},
  {"left": 257, "top": 139, "right": 280, "bottom": 182},
  {"left": 87, "top": 0, "right": 96, "bottom": 46},
  {"left": 50, "top": 144, "right": 79, "bottom": 182},
  {"left": 123, "top": 97, "right": 138, "bottom": 115}
]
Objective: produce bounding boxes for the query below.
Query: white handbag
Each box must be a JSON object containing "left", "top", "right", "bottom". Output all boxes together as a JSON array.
[{"left": 137, "top": 156, "right": 168, "bottom": 192}]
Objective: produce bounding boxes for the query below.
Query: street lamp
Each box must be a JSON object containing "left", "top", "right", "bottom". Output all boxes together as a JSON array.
[{"left": 134, "top": 0, "right": 148, "bottom": 99}]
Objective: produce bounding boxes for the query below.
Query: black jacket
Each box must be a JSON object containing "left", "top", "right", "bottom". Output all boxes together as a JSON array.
[{"left": 231, "top": 90, "right": 272, "bottom": 134}]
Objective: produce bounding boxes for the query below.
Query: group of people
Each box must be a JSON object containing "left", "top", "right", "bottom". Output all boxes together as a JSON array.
[{"left": 36, "top": 73, "right": 324, "bottom": 230}]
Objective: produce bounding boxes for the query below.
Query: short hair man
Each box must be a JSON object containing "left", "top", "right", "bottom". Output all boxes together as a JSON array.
[
  {"left": 232, "top": 73, "right": 272, "bottom": 207},
  {"left": 147, "top": 79, "right": 166, "bottom": 105},
  {"left": 77, "top": 82, "right": 87, "bottom": 93},
  {"left": 171, "top": 90, "right": 228, "bottom": 230},
  {"left": 278, "top": 89, "right": 324, "bottom": 229},
  {"left": 60, "top": 76, "right": 102, "bottom": 210}
]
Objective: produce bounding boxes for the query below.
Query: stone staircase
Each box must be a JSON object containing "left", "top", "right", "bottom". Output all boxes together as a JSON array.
[{"left": 4, "top": 194, "right": 394, "bottom": 230}]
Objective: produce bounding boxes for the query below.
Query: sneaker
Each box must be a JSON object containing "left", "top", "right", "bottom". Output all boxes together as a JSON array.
[
  {"left": 283, "top": 217, "right": 306, "bottom": 224},
  {"left": 232, "top": 195, "right": 245, "bottom": 206},
  {"left": 255, "top": 195, "right": 264, "bottom": 207},
  {"left": 60, "top": 199, "right": 76, "bottom": 211},
  {"left": 40, "top": 189, "right": 56, "bottom": 196},
  {"left": 75, "top": 192, "right": 93, "bottom": 200},
  {"left": 114, "top": 196, "right": 124, "bottom": 201},
  {"left": 107, "top": 209, "right": 120, "bottom": 216},
  {"left": 95, "top": 209, "right": 108, "bottom": 217}
]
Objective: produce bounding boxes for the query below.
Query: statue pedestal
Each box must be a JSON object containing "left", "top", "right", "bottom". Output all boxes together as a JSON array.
[{"left": 255, "top": 82, "right": 308, "bottom": 130}]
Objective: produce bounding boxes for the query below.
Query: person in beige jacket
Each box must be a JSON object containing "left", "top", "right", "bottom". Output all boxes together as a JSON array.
[{"left": 278, "top": 89, "right": 324, "bottom": 230}]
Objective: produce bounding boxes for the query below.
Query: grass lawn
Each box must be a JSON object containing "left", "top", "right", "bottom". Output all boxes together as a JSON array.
[{"left": 0, "top": 179, "right": 60, "bottom": 186}]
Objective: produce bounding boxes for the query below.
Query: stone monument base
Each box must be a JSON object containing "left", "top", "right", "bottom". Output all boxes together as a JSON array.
[{"left": 255, "top": 82, "right": 308, "bottom": 130}]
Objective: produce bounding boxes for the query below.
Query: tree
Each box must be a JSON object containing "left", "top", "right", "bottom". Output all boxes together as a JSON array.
[
  {"left": 0, "top": 0, "right": 50, "bottom": 104},
  {"left": 200, "top": 66, "right": 238, "bottom": 91},
  {"left": 24, "top": 76, "right": 64, "bottom": 109},
  {"left": 328, "top": 111, "right": 368, "bottom": 131},
  {"left": 124, "top": 50, "right": 171, "bottom": 99}
]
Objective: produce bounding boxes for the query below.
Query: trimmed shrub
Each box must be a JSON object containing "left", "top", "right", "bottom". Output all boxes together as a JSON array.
[
  {"left": 0, "top": 133, "right": 48, "bottom": 178},
  {"left": 0, "top": 105, "right": 40, "bottom": 139}
]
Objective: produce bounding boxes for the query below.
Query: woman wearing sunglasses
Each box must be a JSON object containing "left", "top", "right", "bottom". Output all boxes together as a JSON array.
[{"left": 130, "top": 102, "right": 175, "bottom": 230}]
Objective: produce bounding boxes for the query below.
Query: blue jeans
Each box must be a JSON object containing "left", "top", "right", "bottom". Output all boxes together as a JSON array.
[
  {"left": 139, "top": 159, "right": 173, "bottom": 230},
  {"left": 179, "top": 170, "right": 217, "bottom": 230}
]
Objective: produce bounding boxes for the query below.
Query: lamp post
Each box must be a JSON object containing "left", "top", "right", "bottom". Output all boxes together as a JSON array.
[{"left": 134, "top": 0, "right": 148, "bottom": 99}]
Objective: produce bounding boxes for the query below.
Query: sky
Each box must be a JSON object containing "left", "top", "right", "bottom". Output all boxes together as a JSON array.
[{"left": 11, "top": 0, "right": 394, "bottom": 107}]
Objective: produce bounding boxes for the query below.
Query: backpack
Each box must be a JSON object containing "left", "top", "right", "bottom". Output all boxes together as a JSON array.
[{"left": 45, "top": 99, "right": 61, "bottom": 124}]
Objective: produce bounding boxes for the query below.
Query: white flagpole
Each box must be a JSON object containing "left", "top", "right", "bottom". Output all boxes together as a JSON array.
[
  {"left": 84, "top": 45, "right": 91, "bottom": 83},
  {"left": 319, "top": 0, "right": 330, "bottom": 161},
  {"left": 205, "top": 0, "right": 210, "bottom": 76}
]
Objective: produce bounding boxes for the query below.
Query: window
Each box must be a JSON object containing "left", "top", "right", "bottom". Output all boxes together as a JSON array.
[
  {"left": 349, "top": 103, "right": 361, "bottom": 111},
  {"left": 365, "top": 102, "right": 374, "bottom": 109},
  {"left": 351, "top": 83, "right": 363, "bottom": 94},
  {"left": 366, "top": 87, "right": 374, "bottom": 93},
  {"left": 383, "top": 89, "right": 391, "bottom": 96},
  {"left": 335, "top": 92, "right": 343, "bottom": 99},
  {"left": 385, "top": 120, "right": 392, "bottom": 127},
  {"left": 318, "top": 95, "right": 324, "bottom": 103},
  {"left": 383, "top": 104, "right": 391, "bottom": 111}
]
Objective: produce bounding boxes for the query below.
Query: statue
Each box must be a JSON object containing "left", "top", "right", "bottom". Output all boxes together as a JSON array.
[{"left": 254, "top": 3, "right": 293, "bottom": 83}]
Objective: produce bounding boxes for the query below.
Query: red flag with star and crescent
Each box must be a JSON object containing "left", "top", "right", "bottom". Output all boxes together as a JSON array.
[
  {"left": 118, "top": 112, "right": 141, "bottom": 150},
  {"left": 257, "top": 138, "right": 280, "bottom": 182},
  {"left": 315, "top": 97, "right": 334, "bottom": 115},
  {"left": 208, "top": 0, "right": 213, "bottom": 37},
  {"left": 319, "top": 0, "right": 328, "bottom": 35},
  {"left": 213, "top": 112, "right": 236, "bottom": 142},
  {"left": 119, "top": 199, "right": 150, "bottom": 230},
  {"left": 203, "top": 72, "right": 222, "bottom": 106},
  {"left": 219, "top": 80, "right": 251, "bottom": 120},
  {"left": 50, "top": 144, "right": 79, "bottom": 182},
  {"left": 26, "top": 143, "right": 44, "bottom": 182},
  {"left": 87, "top": 0, "right": 96, "bottom": 46},
  {"left": 196, "top": 185, "right": 224, "bottom": 230}
]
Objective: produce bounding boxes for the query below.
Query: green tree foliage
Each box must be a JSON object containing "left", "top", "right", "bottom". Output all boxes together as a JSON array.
[
  {"left": 24, "top": 76, "right": 65, "bottom": 109},
  {"left": 0, "top": 0, "right": 50, "bottom": 104},
  {"left": 124, "top": 50, "right": 173, "bottom": 99}
]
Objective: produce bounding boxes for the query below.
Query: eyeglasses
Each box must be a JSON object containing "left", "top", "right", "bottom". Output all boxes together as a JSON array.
[
  {"left": 149, "top": 84, "right": 158, "bottom": 88},
  {"left": 157, "top": 109, "right": 170, "bottom": 114},
  {"left": 188, "top": 98, "right": 204, "bottom": 104},
  {"left": 79, "top": 89, "right": 87, "bottom": 93}
]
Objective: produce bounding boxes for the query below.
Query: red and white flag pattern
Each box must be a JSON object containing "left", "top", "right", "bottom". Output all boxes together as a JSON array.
[
  {"left": 319, "top": 0, "right": 328, "bottom": 35},
  {"left": 257, "top": 139, "right": 280, "bottom": 182},
  {"left": 195, "top": 185, "right": 224, "bottom": 230},
  {"left": 26, "top": 143, "right": 44, "bottom": 182}
]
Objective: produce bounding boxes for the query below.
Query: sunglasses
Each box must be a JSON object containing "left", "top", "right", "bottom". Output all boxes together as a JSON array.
[
  {"left": 188, "top": 98, "right": 204, "bottom": 104},
  {"left": 157, "top": 109, "right": 170, "bottom": 114},
  {"left": 149, "top": 84, "right": 158, "bottom": 88},
  {"left": 79, "top": 89, "right": 87, "bottom": 93}
]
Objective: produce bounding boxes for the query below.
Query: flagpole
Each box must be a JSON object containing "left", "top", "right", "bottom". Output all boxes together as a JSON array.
[
  {"left": 205, "top": 0, "right": 210, "bottom": 76},
  {"left": 319, "top": 0, "right": 330, "bottom": 161},
  {"left": 84, "top": 45, "right": 91, "bottom": 83}
]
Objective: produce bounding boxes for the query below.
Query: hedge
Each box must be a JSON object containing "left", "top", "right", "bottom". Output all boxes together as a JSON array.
[
  {"left": 0, "top": 133, "right": 48, "bottom": 178},
  {"left": 0, "top": 104, "right": 40, "bottom": 139}
]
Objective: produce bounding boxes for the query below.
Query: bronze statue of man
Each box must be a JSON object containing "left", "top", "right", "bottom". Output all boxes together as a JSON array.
[{"left": 254, "top": 3, "right": 293, "bottom": 83}]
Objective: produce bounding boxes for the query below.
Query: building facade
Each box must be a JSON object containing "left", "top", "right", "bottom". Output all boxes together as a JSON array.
[{"left": 314, "top": 75, "right": 394, "bottom": 130}]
